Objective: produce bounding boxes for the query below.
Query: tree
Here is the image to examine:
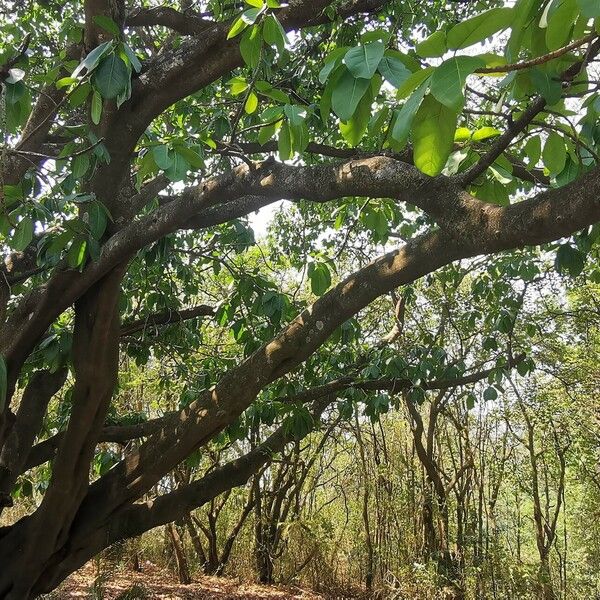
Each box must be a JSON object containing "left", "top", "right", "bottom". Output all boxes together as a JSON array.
[{"left": 1, "top": 0, "right": 600, "bottom": 597}]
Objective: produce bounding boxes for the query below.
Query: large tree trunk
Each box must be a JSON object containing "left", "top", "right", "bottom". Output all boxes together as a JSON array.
[{"left": 0, "top": 268, "right": 124, "bottom": 599}]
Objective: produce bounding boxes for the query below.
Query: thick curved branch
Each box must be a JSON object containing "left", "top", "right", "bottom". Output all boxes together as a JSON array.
[
  {"left": 125, "top": 7, "right": 211, "bottom": 35},
  {"left": 3, "top": 156, "right": 600, "bottom": 393},
  {"left": 65, "top": 161, "right": 600, "bottom": 529}
]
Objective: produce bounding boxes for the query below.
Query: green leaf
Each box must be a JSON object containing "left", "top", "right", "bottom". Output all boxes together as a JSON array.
[
  {"left": 472, "top": 126, "right": 501, "bottom": 141},
  {"left": 377, "top": 52, "right": 411, "bottom": 88},
  {"left": 483, "top": 386, "right": 498, "bottom": 401},
  {"left": 524, "top": 135, "right": 541, "bottom": 169},
  {"left": 331, "top": 69, "right": 370, "bottom": 122},
  {"left": 67, "top": 238, "right": 87, "bottom": 269},
  {"left": 152, "top": 145, "right": 173, "bottom": 170},
  {"left": 340, "top": 86, "right": 372, "bottom": 146},
  {"left": 229, "top": 76, "right": 249, "bottom": 95},
  {"left": 258, "top": 121, "right": 279, "bottom": 144},
  {"left": 86, "top": 202, "right": 108, "bottom": 239},
  {"left": 284, "top": 104, "right": 306, "bottom": 126},
  {"left": 543, "top": 131, "right": 566, "bottom": 174},
  {"left": 390, "top": 80, "right": 429, "bottom": 148},
  {"left": 245, "top": 0, "right": 264, "bottom": 7},
  {"left": 289, "top": 120, "right": 309, "bottom": 153},
  {"left": 12, "top": 216, "right": 34, "bottom": 251},
  {"left": 555, "top": 244, "right": 585, "bottom": 276},
  {"left": 122, "top": 43, "right": 142, "bottom": 73},
  {"left": 92, "top": 54, "right": 130, "bottom": 100},
  {"left": 447, "top": 7, "right": 513, "bottom": 50},
  {"left": 556, "top": 156, "right": 580, "bottom": 186},
  {"left": 258, "top": 87, "right": 289, "bottom": 103},
  {"left": 416, "top": 30, "right": 447, "bottom": 58},
  {"left": 245, "top": 91, "right": 259, "bottom": 114},
  {"left": 72, "top": 153, "right": 90, "bottom": 179},
  {"left": 530, "top": 68, "right": 562, "bottom": 105},
  {"left": 430, "top": 56, "right": 485, "bottom": 111},
  {"left": 174, "top": 145, "right": 204, "bottom": 169},
  {"left": 72, "top": 41, "right": 112, "bottom": 77},
  {"left": 343, "top": 41, "right": 384, "bottom": 79},
  {"left": 396, "top": 67, "right": 434, "bottom": 99},
  {"left": 412, "top": 95, "right": 458, "bottom": 176},
  {"left": 507, "top": 0, "right": 539, "bottom": 61},
  {"left": 319, "top": 47, "right": 347, "bottom": 83},
  {"left": 466, "top": 393, "right": 476, "bottom": 410},
  {"left": 93, "top": 15, "right": 120, "bottom": 36},
  {"left": 165, "top": 152, "right": 189, "bottom": 181},
  {"left": 240, "top": 26, "right": 262, "bottom": 68},
  {"left": 91, "top": 90, "right": 103, "bottom": 124},
  {"left": 228, "top": 16, "right": 248, "bottom": 39},
  {"left": 5, "top": 81, "right": 25, "bottom": 105},
  {"left": 262, "top": 15, "right": 287, "bottom": 54},
  {"left": 69, "top": 83, "right": 91, "bottom": 108},
  {"left": 546, "top": 0, "right": 578, "bottom": 51},
  {"left": 0, "top": 355, "right": 6, "bottom": 413},
  {"left": 308, "top": 262, "right": 331, "bottom": 296},
  {"left": 278, "top": 122, "right": 292, "bottom": 160},
  {"left": 241, "top": 7, "right": 262, "bottom": 24},
  {"left": 577, "top": 0, "right": 600, "bottom": 17}
]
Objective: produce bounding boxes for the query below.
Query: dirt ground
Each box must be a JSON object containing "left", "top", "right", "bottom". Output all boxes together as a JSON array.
[{"left": 52, "top": 563, "right": 329, "bottom": 599}]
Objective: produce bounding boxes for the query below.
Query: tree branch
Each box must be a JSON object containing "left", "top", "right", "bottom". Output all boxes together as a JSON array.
[
  {"left": 125, "top": 7, "right": 211, "bottom": 35},
  {"left": 120, "top": 305, "right": 215, "bottom": 336}
]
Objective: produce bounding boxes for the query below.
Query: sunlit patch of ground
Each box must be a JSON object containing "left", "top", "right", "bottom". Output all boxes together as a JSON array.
[{"left": 53, "top": 563, "right": 327, "bottom": 599}]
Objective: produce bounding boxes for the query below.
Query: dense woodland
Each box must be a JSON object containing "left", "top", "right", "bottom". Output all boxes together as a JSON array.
[{"left": 1, "top": 0, "right": 600, "bottom": 598}]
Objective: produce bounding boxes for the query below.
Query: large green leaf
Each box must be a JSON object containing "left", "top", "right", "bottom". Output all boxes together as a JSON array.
[
  {"left": 92, "top": 55, "right": 130, "bottom": 100},
  {"left": 340, "top": 86, "right": 373, "bottom": 146},
  {"left": 262, "top": 15, "right": 287, "bottom": 54},
  {"left": 72, "top": 41, "right": 112, "bottom": 77},
  {"left": 506, "top": 0, "right": 539, "bottom": 61},
  {"left": 545, "top": 0, "right": 578, "bottom": 51},
  {"left": 343, "top": 42, "right": 384, "bottom": 80},
  {"left": 543, "top": 131, "right": 567, "bottom": 174},
  {"left": 377, "top": 52, "right": 412, "bottom": 88},
  {"left": 416, "top": 30, "right": 447, "bottom": 58},
  {"left": 308, "top": 262, "right": 332, "bottom": 296},
  {"left": 331, "top": 69, "right": 371, "bottom": 122},
  {"left": 411, "top": 95, "right": 458, "bottom": 176},
  {"left": 555, "top": 244, "right": 585, "bottom": 276},
  {"left": 278, "top": 122, "right": 292, "bottom": 160},
  {"left": 240, "top": 26, "right": 262, "bottom": 68},
  {"left": 447, "top": 7, "right": 513, "bottom": 49},
  {"left": 390, "top": 80, "right": 429, "bottom": 148},
  {"left": 12, "top": 216, "right": 34, "bottom": 251},
  {"left": 396, "top": 67, "right": 434, "bottom": 99},
  {"left": 430, "top": 56, "right": 485, "bottom": 111},
  {"left": 91, "top": 90, "right": 103, "bottom": 125},
  {"left": 318, "top": 47, "right": 348, "bottom": 83},
  {"left": 577, "top": 0, "right": 600, "bottom": 17},
  {"left": 530, "top": 68, "right": 562, "bottom": 105}
]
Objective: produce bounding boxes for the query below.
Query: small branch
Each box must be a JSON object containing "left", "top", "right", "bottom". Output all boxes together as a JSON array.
[
  {"left": 120, "top": 305, "right": 215, "bottom": 336},
  {"left": 475, "top": 33, "right": 597, "bottom": 74},
  {"left": 460, "top": 37, "right": 600, "bottom": 185}
]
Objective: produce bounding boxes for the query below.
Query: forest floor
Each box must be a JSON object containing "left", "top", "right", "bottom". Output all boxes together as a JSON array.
[{"left": 53, "top": 563, "right": 330, "bottom": 599}]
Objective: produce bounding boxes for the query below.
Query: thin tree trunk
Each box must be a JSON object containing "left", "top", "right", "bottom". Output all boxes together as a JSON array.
[{"left": 167, "top": 523, "right": 191, "bottom": 585}]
